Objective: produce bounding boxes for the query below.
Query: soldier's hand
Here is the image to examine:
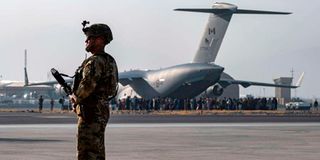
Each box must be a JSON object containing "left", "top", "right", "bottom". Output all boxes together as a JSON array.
[
  {"left": 72, "top": 106, "right": 76, "bottom": 113},
  {"left": 69, "top": 94, "right": 78, "bottom": 113},
  {"left": 69, "top": 94, "right": 77, "bottom": 105}
]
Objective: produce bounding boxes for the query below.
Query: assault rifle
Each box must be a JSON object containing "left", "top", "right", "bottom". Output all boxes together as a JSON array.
[{"left": 51, "top": 68, "right": 73, "bottom": 95}]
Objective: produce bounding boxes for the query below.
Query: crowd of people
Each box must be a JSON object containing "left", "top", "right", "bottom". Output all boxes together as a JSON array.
[
  {"left": 39, "top": 95, "right": 320, "bottom": 112},
  {"left": 110, "top": 96, "right": 279, "bottom": 111},
  {"left": 38, "top": 95, "right": 71, "bottom": 112}
]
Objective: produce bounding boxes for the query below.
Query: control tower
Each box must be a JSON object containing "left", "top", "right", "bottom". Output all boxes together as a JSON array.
[{"left": 274, "top": 77, "right": 293, "bottom": 105}]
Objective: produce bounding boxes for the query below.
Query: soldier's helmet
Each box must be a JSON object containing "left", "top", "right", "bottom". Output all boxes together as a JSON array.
[{"left": 82, "top": 21, "right": 113, "bottom": 44}]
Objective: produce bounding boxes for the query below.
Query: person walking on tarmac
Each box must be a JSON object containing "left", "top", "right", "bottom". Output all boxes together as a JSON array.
[
  {"left": 69, "top": 21, "right": 118, "bottom": 160},
  {"left": 38, "top": 95, "right": 44, "bottom": 113},
  {"left": 314, "top": 99, "right": 318, "bottom": 111},
  {"left": 50, "top": 98, "right": 54, "bottom": 112},
  {"left": 59, "top": 96, "right": 65, "bottom": 110}
]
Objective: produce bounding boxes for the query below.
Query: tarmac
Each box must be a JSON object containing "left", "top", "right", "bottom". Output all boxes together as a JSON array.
[
  {"left": 1, "top": 110, "right": 320, "bottom": 124},
  {"left": 0, "top": 111, "right": 320, "bottom": 160}
]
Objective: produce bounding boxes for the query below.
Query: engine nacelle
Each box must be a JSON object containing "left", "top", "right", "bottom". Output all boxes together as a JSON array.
[
  {"left": 54, "top": 84, "right": 66, "bottom": 97},
  {"left": 212, "top": 84, "right": 224, "bottom": 96},
  {"left": 116, "top": 85, "right": 140, "bottom": 100}
]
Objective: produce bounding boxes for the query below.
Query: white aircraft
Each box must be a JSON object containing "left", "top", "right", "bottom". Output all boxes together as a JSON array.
[{"left": 0, "top": 51, "right": 55, "bottom": 99}]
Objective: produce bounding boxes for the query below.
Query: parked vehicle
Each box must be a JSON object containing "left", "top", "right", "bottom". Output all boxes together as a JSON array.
[{"left": 285, "top": 100, "right": 311, "bottom": 110}]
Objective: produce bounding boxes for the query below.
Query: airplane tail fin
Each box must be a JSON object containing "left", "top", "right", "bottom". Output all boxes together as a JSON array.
[
  {"left": 24, "top": 50, "right": 29, "bottom": 86},
  {"left": 175, "top": 3, "right": 291, "bottom": 64},
  {"left": 295, "top": 72, "right": 305, "bottom": 87},
  {"left": 24, "top": 67, "right": 29, "bottom": 86}
]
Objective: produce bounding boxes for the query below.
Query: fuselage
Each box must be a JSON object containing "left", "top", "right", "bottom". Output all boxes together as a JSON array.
[{"left": 118, "top": 63, "right": 224, "bottom": 99}]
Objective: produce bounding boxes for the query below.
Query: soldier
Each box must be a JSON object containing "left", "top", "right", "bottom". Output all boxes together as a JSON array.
[{"left": 69, "top": 21, "right": 118, "bottom": 160}]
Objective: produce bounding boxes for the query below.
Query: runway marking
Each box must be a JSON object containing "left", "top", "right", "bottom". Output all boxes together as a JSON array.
[
  {"left": 0, "top": 138, "right": 65, "bottom": 143},
  {"left": 0, "top": 124, "right": 75, "bottom": 129},
  {"left": 38, "top": 116, "right": 74, "bottom": 119},
  {"left": 108, "top": 123, "right": 320, "bottom": 128},
  {"left": 0, "top": 123, "right": 320, "bottom": 129}
]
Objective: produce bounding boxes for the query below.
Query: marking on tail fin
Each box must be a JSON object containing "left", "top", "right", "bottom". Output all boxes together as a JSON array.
[{"left": 209, "top": 28, "right": 215, "bottom": 35}]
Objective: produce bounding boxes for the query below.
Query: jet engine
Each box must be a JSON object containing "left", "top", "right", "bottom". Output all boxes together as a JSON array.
[
  {"left": 212, "top": 84, "right": 224, "bottom": 96},
  {"left": 54, "top": 84, "right": 66, "bottom": 97}
]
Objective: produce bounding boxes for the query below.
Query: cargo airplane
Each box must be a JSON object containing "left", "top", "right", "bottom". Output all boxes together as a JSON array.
[{"left": 29, "top": 3, "right": 303, "bottom": 99}]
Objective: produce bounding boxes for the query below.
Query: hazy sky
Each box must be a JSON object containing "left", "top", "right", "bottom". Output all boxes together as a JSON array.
[{"left": 0, "top": 0, "right": 319, "bottom": 98}]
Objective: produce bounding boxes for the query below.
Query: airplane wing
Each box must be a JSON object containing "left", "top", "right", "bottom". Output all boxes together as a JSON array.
[
  {"left": 27, "top": 79, "right": 73, "bottom": 86},
  {"left": 218, "top": 79, "right": 299, "bottom": 88},
  {"left": 118, "top": 70, "right": 147, "bottom": 86},
  {"left": 26, "top": 73, "right": 137, "bottom": 87},
  {"left": 0, "top": 82, "right": 13, "bottom": 87},
  {"left": 27, "top": 70, "right": 147, "bottom": 87},
  {"left": 118, "top": 70, "right": 159, "bottom": 98},
  {"left": 218, "top": 72, "right": 304, "bottom": 88}
]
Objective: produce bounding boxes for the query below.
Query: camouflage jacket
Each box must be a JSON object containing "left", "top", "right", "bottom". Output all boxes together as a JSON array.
[{"left": 74, "top": 52, "right": 118, "bottom": 121}]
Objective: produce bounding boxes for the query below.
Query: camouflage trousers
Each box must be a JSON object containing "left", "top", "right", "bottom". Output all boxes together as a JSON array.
[{"left": 77, "top": 116, "right": 107, "bottom": 160}]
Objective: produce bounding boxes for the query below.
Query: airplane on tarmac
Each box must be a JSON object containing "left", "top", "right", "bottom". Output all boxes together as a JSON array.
[
  {"left": 0, "top": 51, "right": 56, "bottom": 99},
  {"left": 29, "top": 2, "right": 303, "bottom": 99},
  {"left": 0, "top": 66, "right": 29, "bottom": 88},
  {"left": 115, "top": 2, "right": 302, "bottom": 99},
  {"left": 0, "top": 49, "right": 32, "bottom": 88}
]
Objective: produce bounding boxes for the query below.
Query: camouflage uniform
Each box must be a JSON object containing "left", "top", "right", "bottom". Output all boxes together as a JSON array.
[{"left": 74, "top": 52, "right": 118, "bottom": 160}]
